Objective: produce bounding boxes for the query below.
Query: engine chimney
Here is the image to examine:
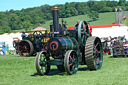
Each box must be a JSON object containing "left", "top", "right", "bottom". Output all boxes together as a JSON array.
[{"left": 52, "top": 7, "right": 59, "bottom": 32}]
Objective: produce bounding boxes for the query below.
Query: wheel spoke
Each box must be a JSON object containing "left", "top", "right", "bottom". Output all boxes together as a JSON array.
[
  {"left": 69, "top": 56, "right": 73, "bottom": 60},
  {"left": 72, "top": 55, "right": 75, "bottom": 61},
  {"left": 94, "top": 43, "right": 99, "bottom": 50},
  {"left": 69, "top": 63, "right": 73, "bottom": 66}
]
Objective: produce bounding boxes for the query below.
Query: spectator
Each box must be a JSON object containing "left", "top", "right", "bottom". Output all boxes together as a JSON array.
[
  {"left": 3, "top": 42, "right": 6, "bottom": 48},
  {"left": 108, "top": 36, "right": 112, "bottom": 41},
  {"left": 123, "top": 35, "right": 126, "bottom": 42},
  {"left": 87, "top": 22, "right": 92, "bottom": 36}
]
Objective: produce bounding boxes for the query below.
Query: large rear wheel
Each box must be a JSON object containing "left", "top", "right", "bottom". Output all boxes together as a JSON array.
[{"left": 85, "top": 37, "right": 103, "bottom": 70}]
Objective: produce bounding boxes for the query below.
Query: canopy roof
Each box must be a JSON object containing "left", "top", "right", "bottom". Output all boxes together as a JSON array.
[{"left": 32, "top": 26, "right": 47, "bottom": 31}]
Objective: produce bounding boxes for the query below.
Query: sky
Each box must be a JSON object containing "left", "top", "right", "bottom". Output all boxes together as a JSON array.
[{"left": 0, "top": 0, "right": 119, "bottom": 12}]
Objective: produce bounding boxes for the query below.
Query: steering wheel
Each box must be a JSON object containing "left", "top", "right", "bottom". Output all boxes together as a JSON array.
[{"left": 33, "top": 31, "right": 43, "bottom": 38}]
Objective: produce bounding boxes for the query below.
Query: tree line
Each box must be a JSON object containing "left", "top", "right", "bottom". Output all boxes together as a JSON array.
[{"left": 0, "top": 0, "right": 128, "bottom": 34}]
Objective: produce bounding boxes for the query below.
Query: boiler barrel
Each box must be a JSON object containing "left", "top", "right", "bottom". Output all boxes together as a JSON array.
[
  {"left": 47, "top": 38, "right": 78, "bottom": 54},
  {"left": 60, "top": 38, "right": 78, "bottom": 51}
]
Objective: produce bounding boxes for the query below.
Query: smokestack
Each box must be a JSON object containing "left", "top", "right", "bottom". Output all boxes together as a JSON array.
[{"left": 52, "top": 7, "right": 59, "bottom": 32}]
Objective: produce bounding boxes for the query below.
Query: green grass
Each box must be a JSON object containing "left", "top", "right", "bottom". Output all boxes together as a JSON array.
[
  {"left": 0, "top": 54, "right": 128, "bottom": 85},
  {"left": 42, "top": 12, "right": 128, "bottom": 29}
]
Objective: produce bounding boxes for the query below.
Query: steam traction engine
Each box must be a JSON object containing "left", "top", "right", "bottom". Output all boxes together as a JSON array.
[
  {"left": 17, "top": 30, "right": 49, "bottom": 57},
  {"left": 35, "top": 7, "right": 103, "bottom": 75}
]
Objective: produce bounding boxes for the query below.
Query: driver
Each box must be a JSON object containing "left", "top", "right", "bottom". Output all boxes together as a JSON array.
[
  {"left": 75, "top": 20, "right": 80, "bottom": 30},
  {"left": 21, "top": 32, "right": 27, "bottom": 39}
]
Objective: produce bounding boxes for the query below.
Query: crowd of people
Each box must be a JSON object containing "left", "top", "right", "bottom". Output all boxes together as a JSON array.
[
  {"left": 101, "top": 35, "right": 127, "bottom": 47},
  {"left": 101, "top": 35, "right": 128, "bottom": 56}
]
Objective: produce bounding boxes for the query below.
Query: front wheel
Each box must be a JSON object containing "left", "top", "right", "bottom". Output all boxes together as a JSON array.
[
  {"left": 35, "top": 51, "right": 50, "bottom": 76},
  {"left": 64, "top": 50, "right": 78, "bottom": 75}
]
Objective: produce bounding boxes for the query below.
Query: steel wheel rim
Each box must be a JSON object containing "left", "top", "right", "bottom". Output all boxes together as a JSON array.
[
  {"left": 85, "top": 37, "right": 103, "bottom": 70},
  {"left": 18, "top": 40, "right": 33, "bottom": 57},
  {"left": 64, "top": 50, "right": 78, "bottom": 75},
  {"left": 93, "top": 38, "right": 103, "bottom": 69},
  {"left": 35, "top": 51, "right": 50, "bottom": 75},
  {"left": 39, "top": 53, "right": 48, "bottom": 74}
]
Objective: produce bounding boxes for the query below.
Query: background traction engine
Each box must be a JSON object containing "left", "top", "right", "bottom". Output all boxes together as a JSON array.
[
  {"left": 18, "top": 31, "right": 49, "bottom": 57},
  {"left": 35, "top": 7, "right": 103, "bottom": 75}
]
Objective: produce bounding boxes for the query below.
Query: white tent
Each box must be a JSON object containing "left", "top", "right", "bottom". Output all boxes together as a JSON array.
[
  {"left": 0, "top": 33, "right": 22, "bottom": 50},
  {"left": 92, "top": 26, "right": 128, "bottom": 39}
]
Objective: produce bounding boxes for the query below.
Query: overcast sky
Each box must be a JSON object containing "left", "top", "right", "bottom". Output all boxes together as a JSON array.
[{"left": 0, "top": 0, "right": 119, "bottom": 11}]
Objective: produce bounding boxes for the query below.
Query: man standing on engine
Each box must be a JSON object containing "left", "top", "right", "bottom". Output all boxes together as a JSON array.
[{"left": 75, "top": 20, "right": 80, "bottom": 30}]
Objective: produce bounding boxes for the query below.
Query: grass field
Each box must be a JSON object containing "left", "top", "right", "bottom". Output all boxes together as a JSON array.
[
  {"left": 41, "top": 12, "right": 115, "bottom": 29},
  {"left": 0, "top": 54, "right": 128, "bottom": 85},
  {"left": 42, "top": 12, "right": 128, "bottom": 29}
]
